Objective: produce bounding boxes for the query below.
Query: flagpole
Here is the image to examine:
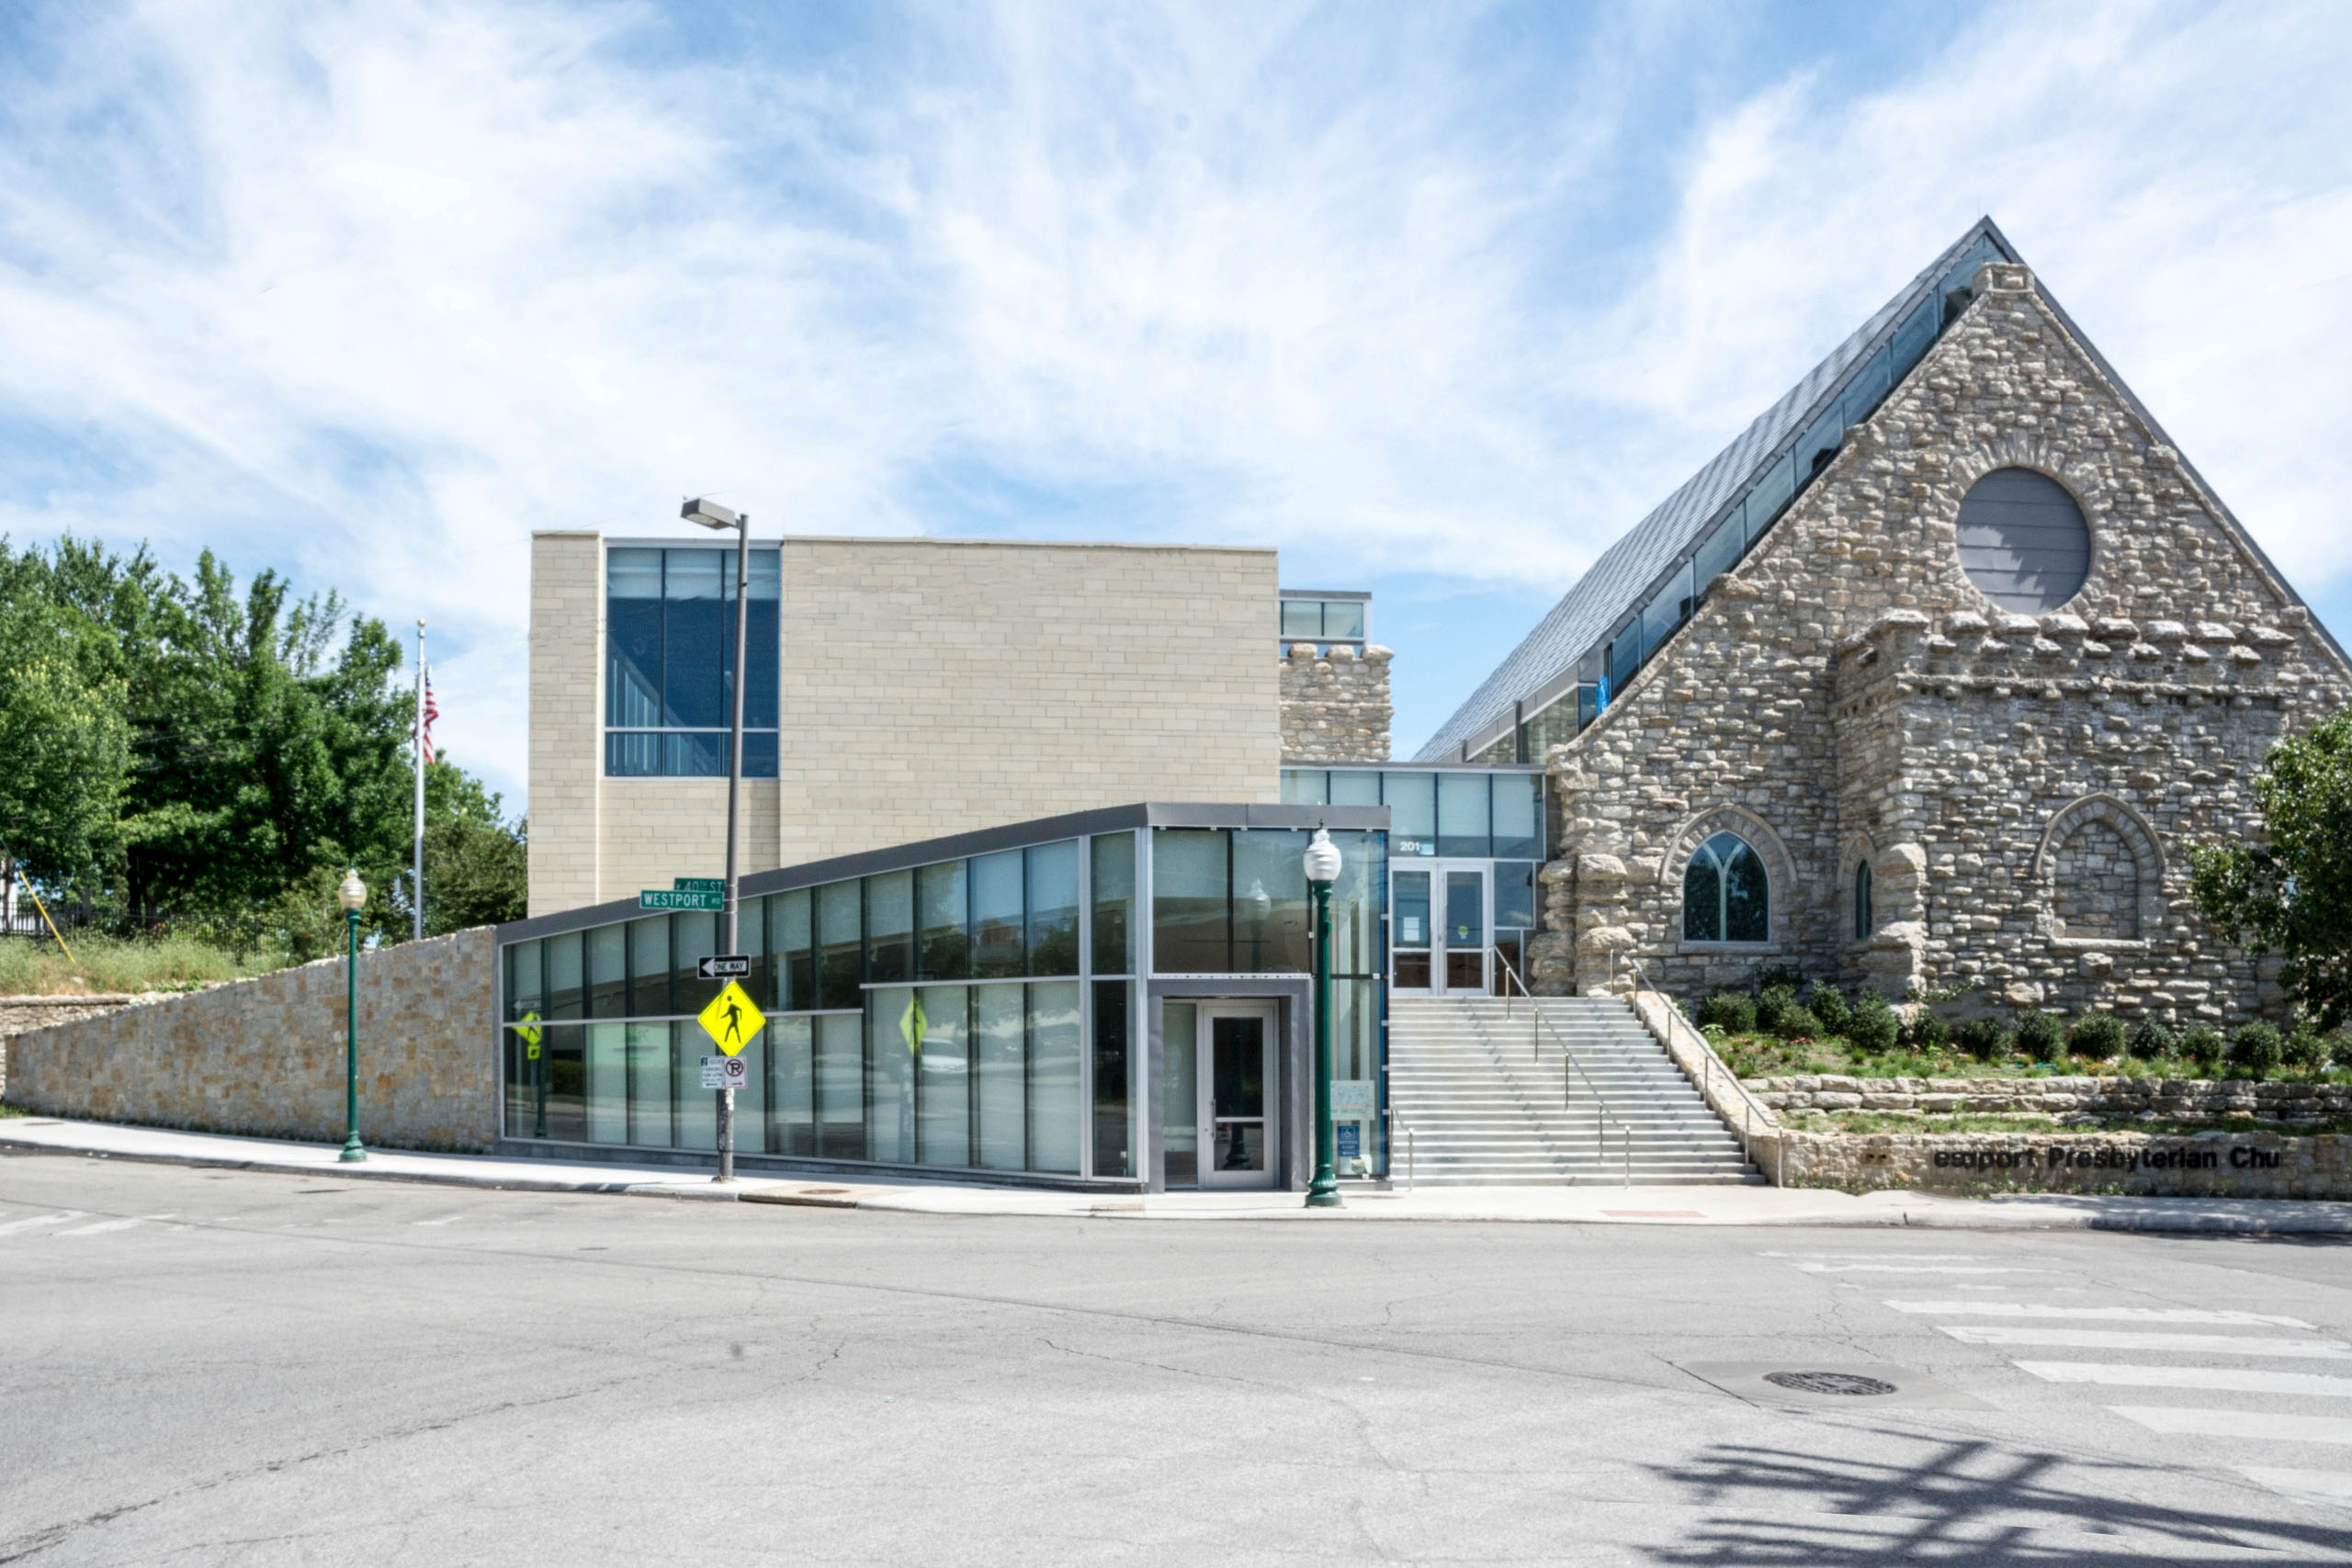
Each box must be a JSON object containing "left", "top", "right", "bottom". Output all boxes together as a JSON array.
[{"left": 413, "top": 620, "right": 426, "bottom": 942}]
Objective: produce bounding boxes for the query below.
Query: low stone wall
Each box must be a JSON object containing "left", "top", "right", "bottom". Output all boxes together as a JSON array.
[
  {"left": 5, "top": 930, "right": 498, "bottom": 1152},
  {"left": 1776, "top": 1128, "right": 2352, "bottom": 1199},
  {"left": 1750, "top": 1074, "right": 2352, "bottom": 1124},
  {"left": 0, "top": 995, "right": 148, "bottom": 1096}
]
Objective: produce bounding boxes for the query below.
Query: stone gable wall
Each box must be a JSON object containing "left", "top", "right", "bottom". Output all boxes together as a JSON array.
[
  {"left": 5, "top": 929, "right": 497, "bottom": 1152},
  {"left": 1280, "top": 642, "right": 1394, "bottom": 761},
  {"left": 1532, "top": 262, "right": 2352, "bottom": 1021}
]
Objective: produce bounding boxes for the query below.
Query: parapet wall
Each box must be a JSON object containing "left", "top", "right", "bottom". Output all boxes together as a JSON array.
[
  {"left": 5, "top": 929, "right": 498, "bottom": 1153},
  {"left": 1280, "top": 643, "right": 1394, "bottom": 761}
]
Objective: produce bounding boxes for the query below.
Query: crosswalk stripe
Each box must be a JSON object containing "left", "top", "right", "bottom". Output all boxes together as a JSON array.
[
  {"left": 2016, "top": 1361, "right": 2352, "bottom": 1397},
  {"left": 0, "top": 1212, "right": 80, "bottom": 1236},
  {"left": 1941, "top": 1326, "right": 2349, "bottom": 1358},
  {"left": 2237, "top": 1468, "right": 2352, "bottom": 1509},
  {"left": 54, "top": 1215, "right": 171, "bottom": 1238},
  {"left": 1890, "top": 1301, "right": 2313, "bottom": 1327},
  {"left": 1800, "top": 1264, "right": 2037, "bottom": 1275},
  {"left": 2112, "top": 1406, "right": 2352, "bottom": 1444}
]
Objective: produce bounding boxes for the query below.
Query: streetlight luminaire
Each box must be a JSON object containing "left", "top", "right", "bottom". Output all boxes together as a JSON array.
[{"left": 337, "top": 869, "right": 368, "bottom": 1163}]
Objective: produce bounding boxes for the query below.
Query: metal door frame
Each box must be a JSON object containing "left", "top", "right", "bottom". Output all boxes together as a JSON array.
[
  {"left": 1388, "top": 861, "right": 1490, "bottom": 997},
  {"left": 1195, "top": 1000, "right": 1279, "bottom": 1190}
]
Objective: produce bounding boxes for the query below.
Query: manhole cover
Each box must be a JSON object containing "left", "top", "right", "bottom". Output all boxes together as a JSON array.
[{"left": 1763, "top": 1371, "right": 1898, "bottom": 1396}]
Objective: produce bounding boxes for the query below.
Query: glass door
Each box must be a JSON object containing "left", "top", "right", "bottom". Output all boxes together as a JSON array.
[
  {"left": 1199, "top": 1003, "right": 1277, "bottom": 1189},
  {"left": 1390, "top": 870, "right": 1433, "bottom": 994},
  {"left": 1442, "top": 867, "right": 1488, "bottom": 993}
]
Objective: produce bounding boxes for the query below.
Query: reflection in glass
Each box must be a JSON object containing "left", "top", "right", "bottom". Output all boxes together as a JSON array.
[
  {"left": 1211, "top": 1015, "right": 1266, "bottom": 1173},
  {"left": 1090, "top": 833, "right": 1134, "bottom": 975},
  {"left": 818, "top": 883, "right": 861, "bottom": 1009},
  {"left": 629, "top": 916, "right": 672, "bottom": 1017},
  {"left": 1492, "top": 774, "right": 1542, "bottom": 861},
  {"left": 769, "top": 1015, "right": 813, "bottom": 1156},
  {"left": 1151, "top": 830, "right": 1227, "bottom": 973},
  {"left": 539, "top": 1024, "right": 585, "bottom": 1142},
  {"left": 1028, "top": 983, "right": 1081, "bottom": 1174},
  {"left": 1329, "top": 770, "right": 1381, "bottom": 807},
  {"left": 673, "top": 1024, "right": 717, "bottom": 1151},
  {"left": 1684, "top": 831, "right": 1770, "bottom": 943},
  {"left": 1323, "top": 601, "right": 1364, "bottom": 638},
  {"left": 975, "top": 985, "right": 1025, "bottom": 1171},
  {"left": 915, "top": 986, "right": 968, "bottom": 1167},
  {"left": 817, "top": 1014, "right": 864, "bottom": 1159},
  {"left": 867, "top": 989, "right": 914, "bottom": 1164},
  {"left": 1393, "top": 870, "right": 1431, "bottom": 990},
  {"left": 586, "top": 1022, "right": 627, "bottom": 1143},
  {"left": 507, "top": 940, "right": 542, "bottom": 1022},
  {"left": 673, "top": 911, "right": 718, "bottom": 1017},
  {"left": 1437, "top": 773, "right": 1490, "bottom": 858},
  {"left": 587, "top": 922, "right": 626, "bottom": 1019},
  {"left": 628, "top": 1022, "right": 671, "bottom": 1146},
  {"left": 547, "top": 933, "right": 583, "bottom": 1021},
  {"left": 1494, "top": 861, "right": 1537, "bottom": 931},
  {"left": 1383, "top": 773, "right": 1435, "bottom": 852},
  {"left": 971, "top": 851, "right": 1024, "bottom": 978},
  {"left": 1091, "top": 979, "right": 1131, "bottom": 1178},
  {"left": 1232, "top": 829, "right": 1309, "bottom": 973},
  {"left": 1025, "top": 841, "right": 1080, "bottom": 976},
  {"left": 1162, "top": 1001, "right": 1198, "bottom": 1188},
  {"left": 866, "top": 871, "right": 913, "bottom": 986},
  {"left": 917, "top": 861, "right": 968, "bottom": 980},
  {"left": 1281, "top": 769, "right": 1327, "bottom": 805},
  {"left": 777, "top": 891, "right": 814, "bottom": 1010}
]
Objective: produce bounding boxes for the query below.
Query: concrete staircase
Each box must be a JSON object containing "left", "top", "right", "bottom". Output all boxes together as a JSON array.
[{"left": 1385, "top": 996, "right": 1761, "bottom": 1186}]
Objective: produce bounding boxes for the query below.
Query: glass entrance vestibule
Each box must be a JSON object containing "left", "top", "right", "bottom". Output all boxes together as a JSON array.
[
  {"left": 492, "top": 803, "right": 1389, "bottom": 1190},
  {"left": 1282, "top": 766, "right": 1544, "bottom": 996}
]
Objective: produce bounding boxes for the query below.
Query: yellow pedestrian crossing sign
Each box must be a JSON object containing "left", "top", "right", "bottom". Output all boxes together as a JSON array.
[{"left": 697, "top": 982, "right": 764, "bottom": 1056}]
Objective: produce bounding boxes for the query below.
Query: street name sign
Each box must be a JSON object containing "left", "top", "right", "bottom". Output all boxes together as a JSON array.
[
  {"left": 639, "top": 888, "right": 724, "bottom": 912},
  {"left": 673, "top": 877, "right": 725, "bottom": 894},
  {"left": 697, "top": 981, "right": 765, "bottom": 1056},
  {"left": 696, "top": 954, "right": 752, "bottom": 980}
]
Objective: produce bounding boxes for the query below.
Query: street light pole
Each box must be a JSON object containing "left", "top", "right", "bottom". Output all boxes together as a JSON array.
[
  {"left": 683, "top": 498, "right": 751, "bottom": 1183},
  {"left": 1303, "top": 829, "right": 1341, "bottom": 1209},
  {"left": 337, "top": 868, "right": 368, "bottom": 1163}
]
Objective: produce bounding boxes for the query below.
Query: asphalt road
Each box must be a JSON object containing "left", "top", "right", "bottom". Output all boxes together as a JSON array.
[{"left": 3, "top": 1149, "right": 2350, "bottom": 1566}]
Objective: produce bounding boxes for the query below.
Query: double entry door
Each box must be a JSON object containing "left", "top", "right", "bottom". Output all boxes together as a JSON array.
[
  {"left": 1391, "top": 863, "right": 1489, "bottom": 995},
  {"left": 1164, "top": 1001, "right": 1279, "bottom": 1190}
]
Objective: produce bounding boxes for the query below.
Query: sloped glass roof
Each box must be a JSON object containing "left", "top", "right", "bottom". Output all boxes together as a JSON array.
[{"left": 1415, "top": 219, "right": 2017, "bottom": 761}]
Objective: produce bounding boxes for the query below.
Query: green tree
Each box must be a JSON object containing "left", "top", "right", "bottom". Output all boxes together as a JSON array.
[
  {"left": 413, "top": 757, "right": 527, "bottom": 935},
  {"left": 2191, "top": 708, "right": 2352, "bottom": 1030},
  {"left": 0, "top": 548, "right": 132, "bottom": 885}
]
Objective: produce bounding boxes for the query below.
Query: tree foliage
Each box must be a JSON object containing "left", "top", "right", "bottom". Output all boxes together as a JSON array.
[
  {"left": 2190, "top": 707, "right": 2352, "bottom": 1031},
  {"left": 0, "top": 536, "right": 526, "bottom": 952}
]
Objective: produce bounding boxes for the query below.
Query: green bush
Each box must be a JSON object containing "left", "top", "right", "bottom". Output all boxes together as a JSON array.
[
  {"left": 2069, "top": 1014, "right": 2127, "bottom": 1062},
  {"left": 1775, "top": 1005, "right": 1824, "bottom": 1042},
  {"left": 1809, "top": 986, "right": 1852, "bottom": 1038},
  {"left": 1699, "top": 991, "right": 1757, "bottom": 1033},
  {"left": 1848, "top": 992, "right": 1899, "bottom": 1055},
  {"left": 1954, "top": 1018, "right": 2005, "bottom": 1059},
  {"left": 1905, "top": 1008, "right": 1951, "bottom": 1051},
  {"left": 2128, "top": 1019, "right": 2177, "bottom": 1061},
  {"left": 1756, "top": 984, "right": 1798, "bottom": 1035},
  {"left": 2179, "top": 1024, "right": 2226, "bottom": 1068},
  {"left": 2015, "top": 1010, "right": 2065, "bottom": 1064},
  {"left": 2284, "top": 1026, "right": 2331, "bottom": 1073},
  {"left": 2229, "top": 1021, "right": 2285, "bottom": 1077}
]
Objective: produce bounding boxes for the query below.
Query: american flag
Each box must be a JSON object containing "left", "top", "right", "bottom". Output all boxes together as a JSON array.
[{"left": 418, "top": 669, "right": 440, "bottom": 766}]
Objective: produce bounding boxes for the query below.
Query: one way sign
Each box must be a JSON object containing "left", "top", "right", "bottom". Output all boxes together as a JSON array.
[{"left": 697, "top": 954, "right": 752, "bottom": 981}]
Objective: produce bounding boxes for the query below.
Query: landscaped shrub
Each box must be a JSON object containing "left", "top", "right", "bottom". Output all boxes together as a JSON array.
[
  {"left": 2015, "top": 1010, "right": 2065, "bottom": 1064},
  {"left": 2284, "top": 1025, "right": 2331, "bottom": 1073},
  {"left": 1809, "top": 986, "right": 1852, "bottom": 1039},
  {"left": 2069, "top": 1014, "right": 2127, "bottom": 1062},
  {"left": 1847, "top": 992, "right": 1899, "bottom": 1055},
  {"left": 2229, "top": 1021, "right": 2285, "bottom": 1077},
  {"left": 1905, "top": 1008, "right": 1951, "bottom": 1051},
  {"left": 2128, "top": 1019, "right": 2177, "bottom": 1061},
  {"left": 1698, "top": 991, "right": 1757, "bottom": 1034},
  {"left": 1954, "top": 1018, "right": 2005, "bottom": 1060},
  {"left": 1756, "top": 984, "right": 1798, "bottom": 1035},
  {"left": 1775, "top": 1005, "right": 1823, "bottom": 1043},
  {"left": 2179, "top": 1024, "right": 2226, "bottom": 1068}
]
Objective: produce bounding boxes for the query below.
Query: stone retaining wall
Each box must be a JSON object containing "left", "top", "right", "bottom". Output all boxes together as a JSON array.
[
  {"left": 1775, "top": 1127, "right": 2352, "bottom": 1199},
  {"left": 5, "top": 930, "right": 498, "bottom": 1152},
  {"left": 1750, "top": 1074, "right": 2352, "bottom": 1123},
  {"left": 0, "top": 995, "right": 149, "bottom": 1098}
]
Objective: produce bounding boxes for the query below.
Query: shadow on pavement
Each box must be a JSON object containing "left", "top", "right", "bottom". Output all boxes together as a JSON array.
[{"left": 1645, "top": 1431, "right": 2343, "bottom": 1565}]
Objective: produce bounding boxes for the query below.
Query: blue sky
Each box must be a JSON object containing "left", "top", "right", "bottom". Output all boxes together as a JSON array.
[{"left": 4, "top": 1, "right": 2350, "bottom": 808}]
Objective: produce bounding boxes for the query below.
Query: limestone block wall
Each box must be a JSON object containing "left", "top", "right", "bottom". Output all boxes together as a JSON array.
[
  {"left": 1532, "top": 260, "right": 2352, "bottom": 1011},
  {"left": 527, "top": 532, "right": 605, "bottom": 916},
  {"left": 0, "top": 995, "right": 142, "bottom": 1097},
  {"left": 1280, "top": 642, "right": 1394, "bottom": 761},
  {"left": 1751, "top": 1074, "right": 2352, "bottom": 1122},
  {"left": 1775, "top": 1128, "right": 2352, "bottom": 1199},
  {"left": 5, "top": 930, "right": 497, "bottom": 1152}
]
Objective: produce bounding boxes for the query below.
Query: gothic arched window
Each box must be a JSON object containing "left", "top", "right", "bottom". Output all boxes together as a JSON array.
[
  {"left": 1684, "top": 831, "right": 1769, "bottom": 943},
  {"left": 1853, "top": 860, "right": 1874, "bottom": 942}
]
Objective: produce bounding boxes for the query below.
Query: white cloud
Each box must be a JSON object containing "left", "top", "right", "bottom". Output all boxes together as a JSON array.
[{"left": 0, "top": 0, "right": 2345, "bottom": 800}]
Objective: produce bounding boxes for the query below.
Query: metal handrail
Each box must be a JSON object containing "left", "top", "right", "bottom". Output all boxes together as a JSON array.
[
  {"left": 1610, "top": 950, "right": 1780, "bottom": 1173},
  {"left": 1488, "top": 944, "right": 1532, "bottom": 1023},
  {"left": 1534, "top": 1006, "right": 1634, "bottom": 1187}
]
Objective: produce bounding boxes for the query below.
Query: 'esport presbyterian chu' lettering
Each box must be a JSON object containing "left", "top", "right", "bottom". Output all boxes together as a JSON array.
[{"left": 1930, "top": 1145, "right": 2286, "bottom": 1173}]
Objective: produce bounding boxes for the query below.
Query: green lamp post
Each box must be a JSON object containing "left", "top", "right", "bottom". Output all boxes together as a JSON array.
[
  {"left": 337, "top": 868, "right": 368, "bottom": 1164},
  {"left": 1303, "top": 828, "right": 1342, "bottom": 1209}
]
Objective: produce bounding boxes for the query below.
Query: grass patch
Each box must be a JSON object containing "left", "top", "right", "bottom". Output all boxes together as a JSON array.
[
  {"left": 0, "top": 1100, "right": 29, "bottom": 1119},
  {"left": 0, "top": 933, "right": 290, "bottom": 996}
]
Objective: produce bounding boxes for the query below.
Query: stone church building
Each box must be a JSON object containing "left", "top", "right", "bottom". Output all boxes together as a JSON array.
[{"left": 1421, "top": 219, "right": 2352, "bottom": 1026}]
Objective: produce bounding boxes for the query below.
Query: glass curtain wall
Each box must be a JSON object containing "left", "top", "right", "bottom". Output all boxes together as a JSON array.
[
  {"left": 501, "top": 829, "right": 1140, "bottom": 1181},
  {"left": 605, "top": 546, "right": 782, "bottom": 777}
]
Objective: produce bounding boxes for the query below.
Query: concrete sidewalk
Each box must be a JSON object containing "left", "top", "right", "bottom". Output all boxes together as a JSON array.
[{"left": 4, "top": 1114, "right": 2348, "bottom": 1232}]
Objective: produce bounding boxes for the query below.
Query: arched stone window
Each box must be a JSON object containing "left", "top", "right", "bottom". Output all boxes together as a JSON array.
[
  {"left": 2051, "top": 820, "right": 2140, "bottom": 941},
  {"left": 2033, "top": 793, "right": 2164, "bottom": 950},
  {"left": 1684, "top": 832, "right": 1769, "bottom": 943},
  {"left": 1852, "top": 860, "right": 1874, "bottom": 942}
]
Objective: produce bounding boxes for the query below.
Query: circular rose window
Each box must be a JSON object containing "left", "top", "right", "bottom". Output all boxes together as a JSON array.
[{"left": 1955, "top": 468, "right": 2089, "bottom": 614}]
